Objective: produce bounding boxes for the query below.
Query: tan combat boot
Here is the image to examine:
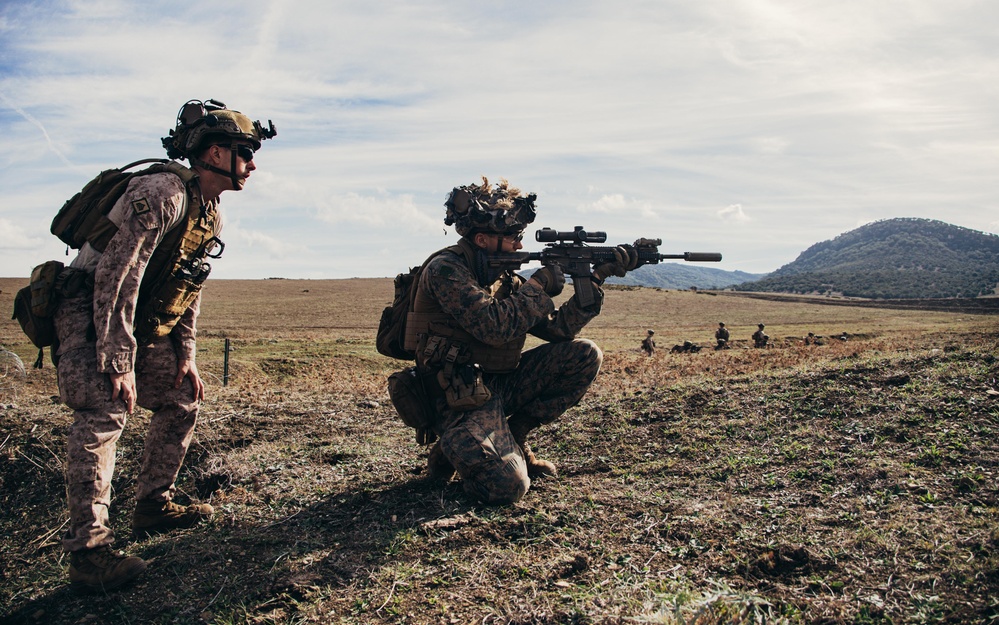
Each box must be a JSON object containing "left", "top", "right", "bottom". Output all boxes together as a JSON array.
[
  {"left": 509, "top": 416, "right": 558, "bottom": 479},
  {"left": 69, "top": 546, "right": 147, "bottom": 592},
  {"left": 519, "top": 442, "right": 558, "bottom": 479},
  {"left": 133, "top": 499, "right": 214, "bottom": 537},
  {"left": 427, "top": 441, "right": 456, "bottom": 481}
]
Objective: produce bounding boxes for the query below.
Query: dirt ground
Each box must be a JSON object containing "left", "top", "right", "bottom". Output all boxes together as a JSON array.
[{"left": 0, "top": 279, "right": 996, "bottom": 624}]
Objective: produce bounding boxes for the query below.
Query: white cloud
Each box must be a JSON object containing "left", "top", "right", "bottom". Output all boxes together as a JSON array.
[
  {"left": 224, "top": 223, "right": 291, "bottom": 259},
  {"left": 1, "top": 0, "right": 997, "bottom": 278},
  {"left": 0, "top": 217, "right": 43, "bottom": 250},
  {"left": 313, "top": 190, "right": 439, "bottom": 232},
  {"left": 576, "top": 194, "right": 657, "bottom": 221},
  {"left": 718, "top": 204, "right": 751, "bottom": 223}
]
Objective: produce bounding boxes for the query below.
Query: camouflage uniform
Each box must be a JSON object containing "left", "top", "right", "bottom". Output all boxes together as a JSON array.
[
  {"left": 715, "top": 324, "right": 730, "bottom": 350},
  {"left": 419, "top": 247, "right": 603, "bottom": 504},
  {"left": 641, "top": 333, "right": 656, "bottom": 356},
  {"left": 752, "top": 325, "right": 769, "bottom": 348},
  {"left": 56, "top": 173, "right": 212, "bottom": 552}
]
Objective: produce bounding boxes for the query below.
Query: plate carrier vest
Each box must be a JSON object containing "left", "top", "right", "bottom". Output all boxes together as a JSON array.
[
  {"left": 405, "top": 238, "right": 527, "bottom": 374},
  {"left": 55, "top": 160, "right": 221, "bottom": 344}
]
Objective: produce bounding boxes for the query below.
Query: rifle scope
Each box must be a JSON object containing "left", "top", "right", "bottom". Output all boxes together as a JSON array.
[{"left": 536, "top": 226, "right": 607, "bottom": 244}]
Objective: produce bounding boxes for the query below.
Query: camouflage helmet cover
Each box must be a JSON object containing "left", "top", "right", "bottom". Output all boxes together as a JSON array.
[
  {"left": 444, "top": 177, "right": 537, "bottom": 237},
  {"left": 162, "top": 99, "right": 276, "bottom": 160}
]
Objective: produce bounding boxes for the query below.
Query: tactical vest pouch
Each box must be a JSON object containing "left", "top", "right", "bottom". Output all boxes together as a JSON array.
[
  {"left": 425, "top": 341, "right": 491, "bottom": 411},
  {"left": 11, "top": 260, "right": 65, "bottom": 350},
  {"left": 133, "top": 276, "right": 204, "bottom": 345},
  {"left": 13, "top": 285, "right": 55, "bottom": 350},
  {"left": 377, "top": 267, "right": 420, "bottom": 360},
  {"left": 419, "top": 318, "right": 524, "bottom": 374},
  {"left": 29, "top": 260, "right": 65, "bottom": 317},
  {"left": 387, "top": 367, "right": 438, "bottom": 445},
  {"left": 377, "top": 243, "right": 470, "bottom": 361},
  {"left": 12, "top": 260, "right": 95, "bottom": 363}
]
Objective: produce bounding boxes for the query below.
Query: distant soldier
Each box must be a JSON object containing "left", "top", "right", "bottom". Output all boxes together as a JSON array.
[
  {"left": 641, "top": 329, "right": 656, "bottom": 356},
  {"left": 671, "top": 340, "right": 701, "bottom": 353},
  {"left": 714, "top": 322, "right": 730, "bottom": 350},
  {"left": 804, "top": 332, "right": 815, "bottom": 346},
  {"left": 838, "top": 332, "right": 849, "bottom": 341},
  {"left": 753, "top": 323, "right": 769, "bottom": 348}
]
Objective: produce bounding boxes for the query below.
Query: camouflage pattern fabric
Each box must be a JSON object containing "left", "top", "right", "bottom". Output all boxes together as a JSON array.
[
  {"left": 418, "top": 248, "right": 599, "bottom": 347},
  {"left": 641, "top": 336, "right": 656, "bottom": 355},
  {"left": 418, "top": 246, "right": 603, "bottom": 503},
  {"left": 55, "top": 173, "right": 207, "bottom": 552},
  {"left": 435, "top": 339, "right": 602, "bottom": 503},
  {"left": 70, "top": 173, "right": 202, "bottom": 369}
]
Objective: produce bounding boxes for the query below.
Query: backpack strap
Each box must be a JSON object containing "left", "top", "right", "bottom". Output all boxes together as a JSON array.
[{"left": 86, "top": 161, "right": 199, "bottom": 252}]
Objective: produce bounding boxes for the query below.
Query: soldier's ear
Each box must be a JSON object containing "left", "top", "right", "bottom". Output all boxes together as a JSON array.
[
  {"left": 472, "top": 232, "right": 490, "bottom": 250},
  {"left": 205, "top": 144, "right": 226, "bottom": 166}
]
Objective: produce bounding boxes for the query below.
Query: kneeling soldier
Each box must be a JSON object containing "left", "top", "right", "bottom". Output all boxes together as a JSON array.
[{"left": 408, "top": 177, "right": 635, "bottom": 504}]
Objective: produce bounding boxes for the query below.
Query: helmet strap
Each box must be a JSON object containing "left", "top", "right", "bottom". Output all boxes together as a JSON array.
[
  {"left": 227, "top": 144, "right": 240, "bottom": 190},
  {"left": 190, "top": 144, "right": 241, "bottom": 190}
]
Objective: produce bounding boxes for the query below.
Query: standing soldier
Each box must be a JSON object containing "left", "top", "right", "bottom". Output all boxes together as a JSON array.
[
  {"left": 753, "top": 323, "right": 769, "bottom": 348},
  {"left": 407, "top": 177, "right": 637, "bottom": 504},
  {"left": 715, "top": 322, "right": 730, "bottom": 350},
  {"left": 641, "top": 329, "right": 656, "bottom": 355},
  {"left": 54, "top": 100, "right": 275, "bottom": 590}
]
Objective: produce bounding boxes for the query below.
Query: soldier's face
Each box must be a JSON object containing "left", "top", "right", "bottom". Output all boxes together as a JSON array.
[
  {"left": 475, "top": 232, "right": 524, "bottom": 253},
  {"left": 227, "top": 144, "right": 257, "bottom": 187}
]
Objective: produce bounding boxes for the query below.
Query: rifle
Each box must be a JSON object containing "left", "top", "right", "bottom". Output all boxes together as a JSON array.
[{"left": 489, "top": 226, "right": 723, "bottom": 308}]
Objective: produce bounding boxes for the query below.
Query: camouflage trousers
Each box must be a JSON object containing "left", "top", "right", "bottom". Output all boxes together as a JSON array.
[
  {"left": 436, "top": 339, "right": 602, "bottom": 504},
  {"left": 54, "top": 295, "right": 200, "bottom": 552}
]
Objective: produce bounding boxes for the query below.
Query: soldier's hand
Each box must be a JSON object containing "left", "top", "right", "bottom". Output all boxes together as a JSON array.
[
  {"left": 176, "top": 359, "right": 205, "bottom": 403},
  {"left": 529, "top": 265, "right": 565, "bottom": 296},
  {"left": 592, "top": 245, "right": 638, "bottom": 283},
  {"left": 110, "top": 371, "right": 137, "bottom": 413}
]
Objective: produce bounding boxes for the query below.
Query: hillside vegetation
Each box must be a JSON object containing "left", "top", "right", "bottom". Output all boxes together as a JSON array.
[
  {"left": 606, "top": 263, "right": 760, "bottom": 291},
  {"left": 735, "top": 218, "right": 999, "bottom": 299},
  {"left": 1, "top": 279, "right": 997, "bottom": 624}
]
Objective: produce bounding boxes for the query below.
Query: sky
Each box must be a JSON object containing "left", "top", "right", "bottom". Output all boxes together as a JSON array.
[{"left": 1, "top": 0, "right": 997, "bottom": 280}]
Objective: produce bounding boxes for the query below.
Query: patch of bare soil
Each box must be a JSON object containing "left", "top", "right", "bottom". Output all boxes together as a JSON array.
[{"left": 2, "top": 331, "right": 997, "bottom": 624}]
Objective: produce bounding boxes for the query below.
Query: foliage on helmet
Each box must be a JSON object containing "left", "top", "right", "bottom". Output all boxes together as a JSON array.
[
  {"left": 161, "top": 99, "right": 276, "bottom": 160},
  {"left": 444, "top": 177, "right": 537, "bottom": 237}
]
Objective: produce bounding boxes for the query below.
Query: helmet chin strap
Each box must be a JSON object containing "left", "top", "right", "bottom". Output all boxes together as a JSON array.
[{"left": 191, "top": 144, "right": 241, "bottom": 190}]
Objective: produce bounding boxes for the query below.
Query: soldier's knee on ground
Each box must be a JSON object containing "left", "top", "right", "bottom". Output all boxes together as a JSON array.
[
  {"left": 438, "top": 418, "right": 529, "bottom": 503},
  {"left": 576, "top": 338, "right": 603, "bottom": 367},
  {"left": 463, "top": 467, "right": 530, "bottom": 505}
]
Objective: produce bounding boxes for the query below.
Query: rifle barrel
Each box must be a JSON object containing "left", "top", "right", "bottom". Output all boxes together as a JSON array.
[{"left": 658, "top": 252, "right": 723, "bottom": 262}]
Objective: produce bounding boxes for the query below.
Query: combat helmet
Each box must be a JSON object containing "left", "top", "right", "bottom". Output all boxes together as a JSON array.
[
  {"left": 444, "top": 177, "right": 536, "bottom": 237},
  {"left": 162, "top": 99, "right": 276, "bottom": 189}
]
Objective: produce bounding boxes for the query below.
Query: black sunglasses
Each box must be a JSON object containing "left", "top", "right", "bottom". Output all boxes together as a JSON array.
[{"left": 233, "top": 145, "right": 255, "bottom": 162}]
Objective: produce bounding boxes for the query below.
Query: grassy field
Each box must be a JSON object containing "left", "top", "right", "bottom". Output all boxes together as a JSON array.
[{"left": 0, "top": 277, "right": 996, "bottom": 624}]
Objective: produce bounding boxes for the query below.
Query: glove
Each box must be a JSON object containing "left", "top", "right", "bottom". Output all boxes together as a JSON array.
[
  {"left": 592, "top": 244, "right": 639, "bottom": 284},
  {"left": 530, "top": 265, "right": 565, "bottom": 296}
]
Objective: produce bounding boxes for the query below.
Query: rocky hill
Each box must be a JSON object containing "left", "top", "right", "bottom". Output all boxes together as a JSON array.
[{"left": 735, "top": 218, "right": 999, "bottom": 299}]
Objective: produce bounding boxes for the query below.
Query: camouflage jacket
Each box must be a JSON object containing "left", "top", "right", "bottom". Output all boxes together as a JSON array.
[
  {"left": 416, "top": 244, "right": 602, "bottom": 352},
  {"left": 69, "top": 172, "right": 219, "bottom": 373}
]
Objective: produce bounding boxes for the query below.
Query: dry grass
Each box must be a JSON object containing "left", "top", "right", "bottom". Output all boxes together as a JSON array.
[{"left": 0, "top": 277, "right": 997, "bottom": 624}]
